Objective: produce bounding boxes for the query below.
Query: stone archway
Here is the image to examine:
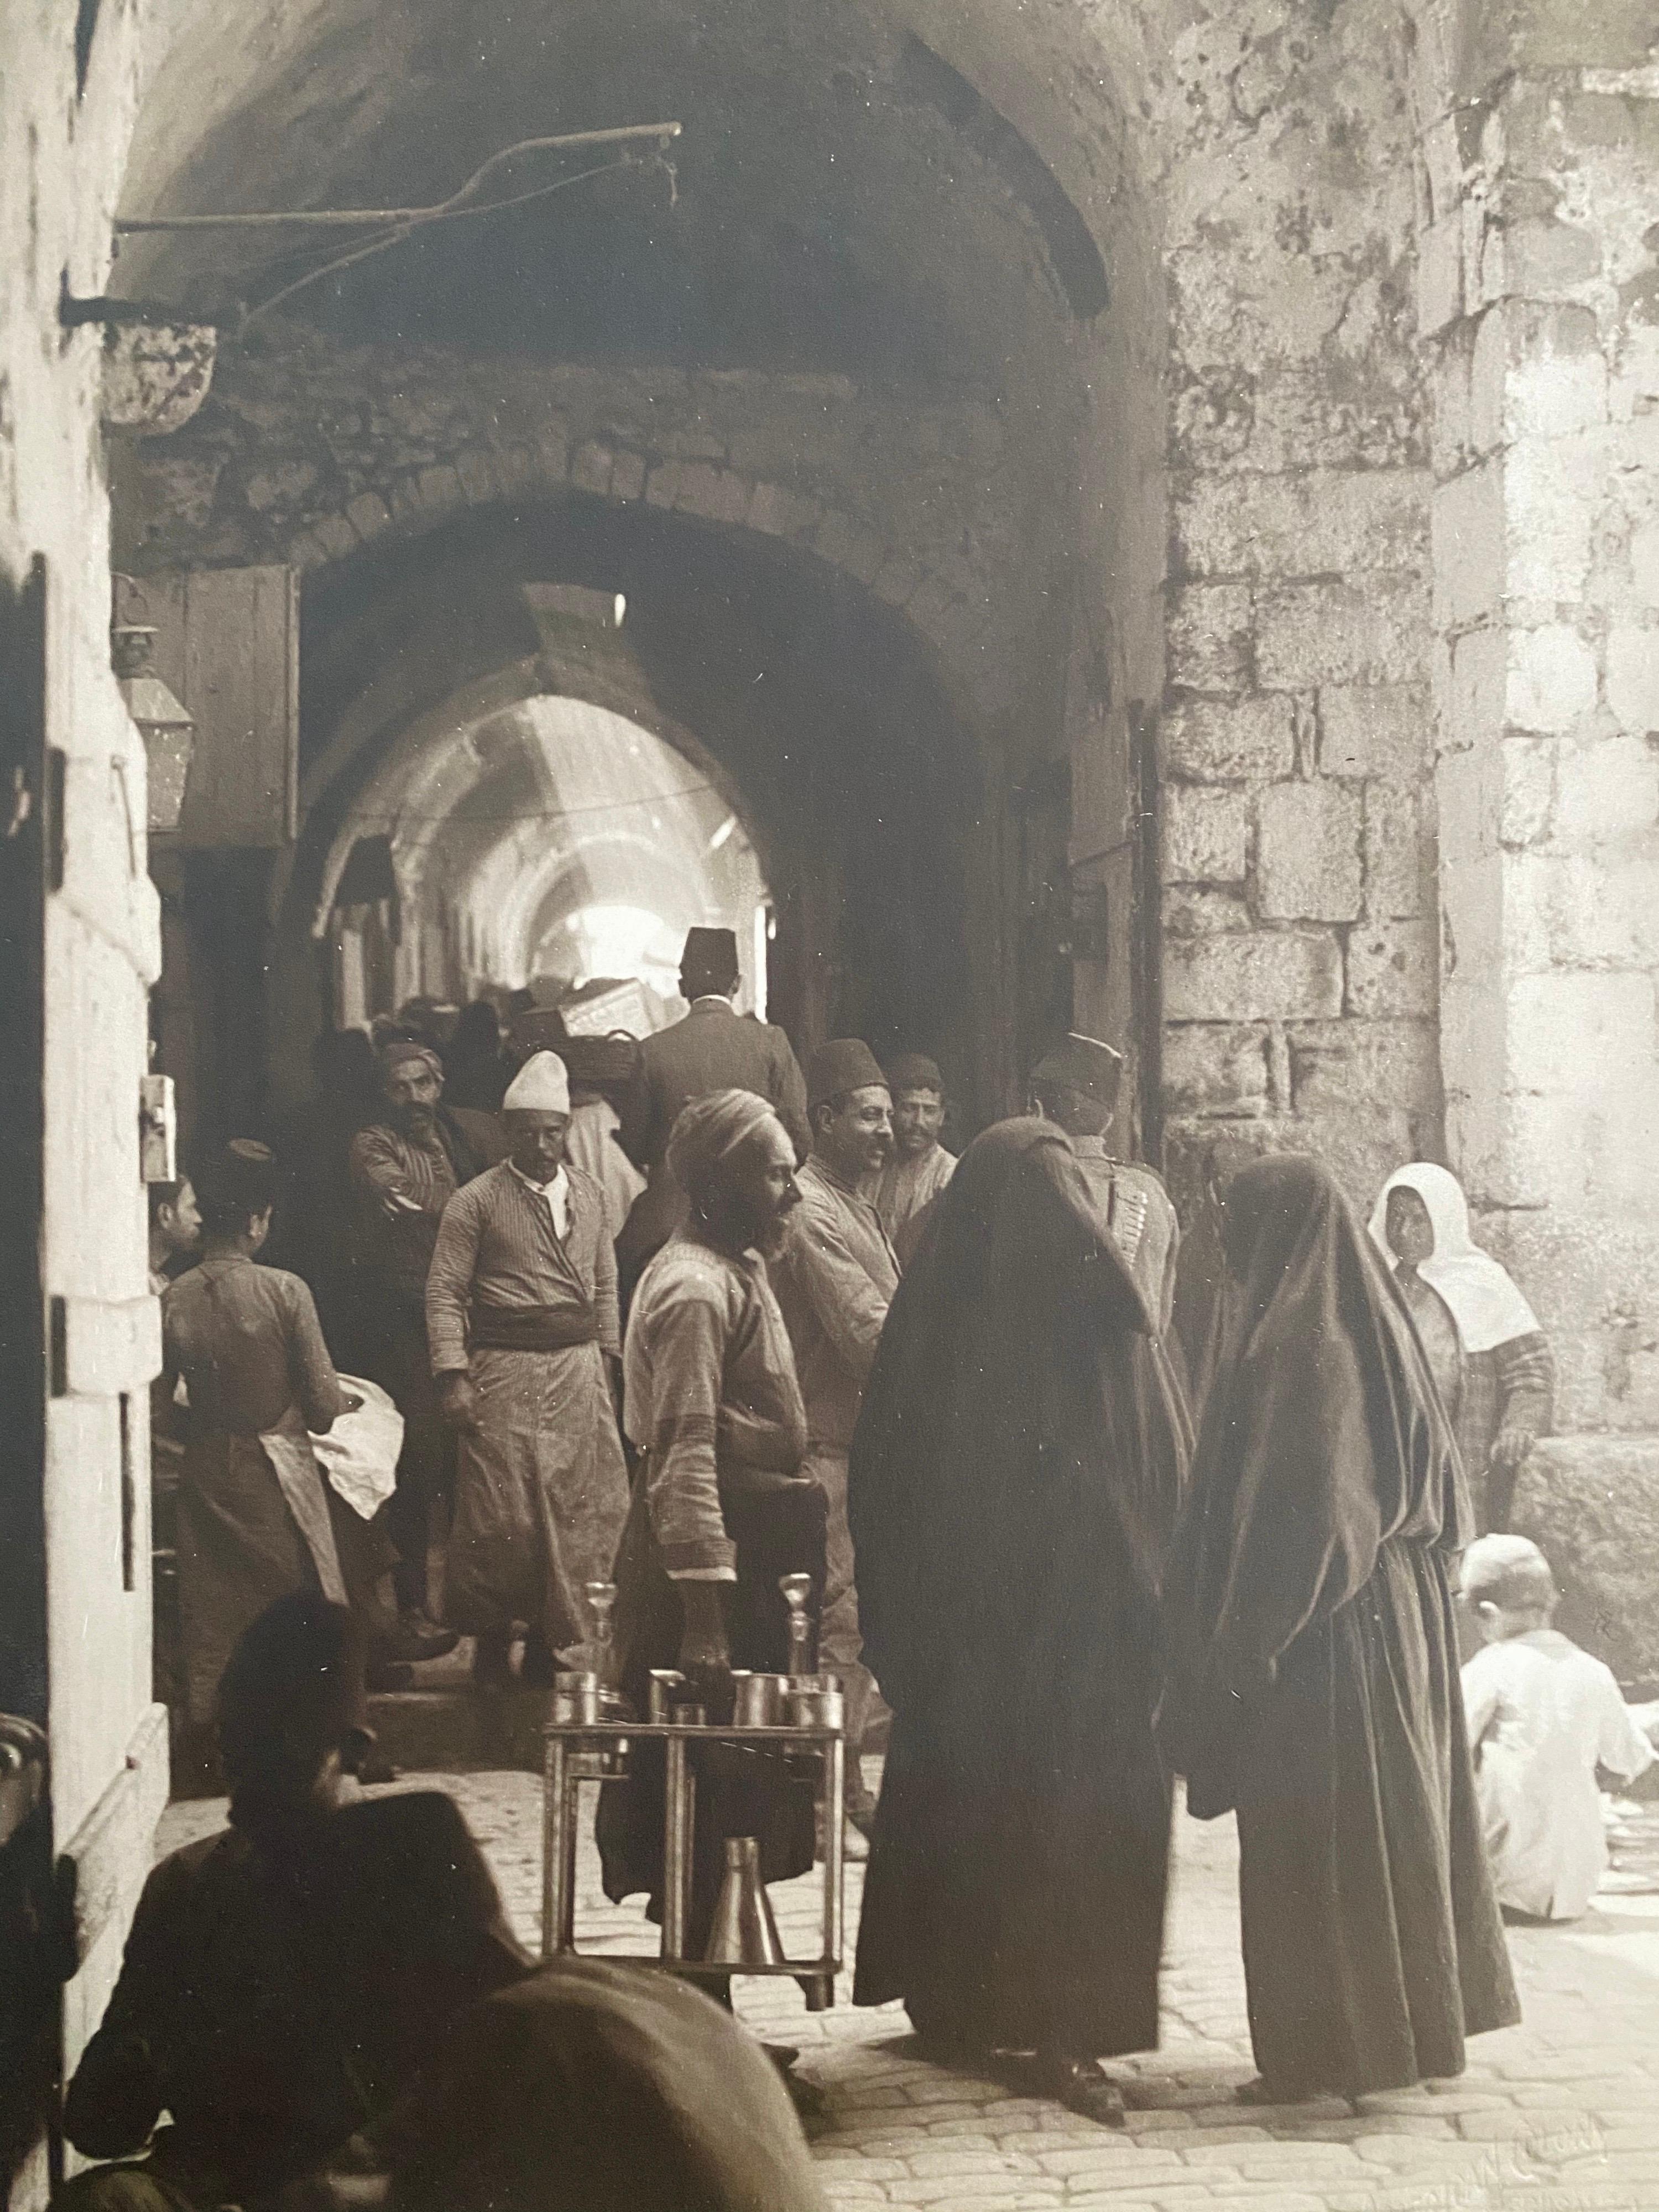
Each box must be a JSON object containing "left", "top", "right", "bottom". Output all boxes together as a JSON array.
[{"left": 237, "top": 494, "right": 999, "bottom": 1132}]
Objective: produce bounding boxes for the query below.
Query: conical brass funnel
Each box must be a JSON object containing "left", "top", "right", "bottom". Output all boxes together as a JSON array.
[{"left": 705, "top": 1836, "right": 784, "bottom": 1965}]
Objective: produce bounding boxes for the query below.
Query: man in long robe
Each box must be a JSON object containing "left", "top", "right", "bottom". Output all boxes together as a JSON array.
[
  {"left": 872, "top": 1052, "right": 956, "bottom": 1260},
  {"left": 1029, "top": 1032, "right": 1196, "bottom": 1465},
  {"left": 848, "top": 1119, "right": 1180, "bottom": 2122},
  {"left": 614, "top": 927, "right": 810, "bottom": 1299},
  {"left": 349, "top": 1040, "right": 503, "bottom": 1640},
  {"left": 597, "top": 1091, "right": 827, "bottom": 1986},
  {"left": 770, "top": 1038, "right": 899, "bottom": 1846},
  {"left": 427, "top": 1051, "right": 629, "bottom": 1687}
]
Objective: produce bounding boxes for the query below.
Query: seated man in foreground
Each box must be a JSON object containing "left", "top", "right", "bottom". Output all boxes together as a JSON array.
[{"left": 61, "top": 1594, "right": 825, "bottom": 2212}]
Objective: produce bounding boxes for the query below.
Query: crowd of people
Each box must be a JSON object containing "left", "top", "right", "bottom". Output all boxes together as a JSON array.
[{"left": 106, "top": 920, "right": 1659, "bottom": 2208}]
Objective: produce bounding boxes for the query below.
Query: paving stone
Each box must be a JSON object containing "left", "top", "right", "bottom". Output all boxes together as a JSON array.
[{"left": 157, "top": 1772, "right": 1659, "bottom": 2212}]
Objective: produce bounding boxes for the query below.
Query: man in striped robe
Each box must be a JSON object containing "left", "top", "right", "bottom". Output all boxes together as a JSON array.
[{"left": 426, "top": 1052, "right": 630, "bottom": 1688}]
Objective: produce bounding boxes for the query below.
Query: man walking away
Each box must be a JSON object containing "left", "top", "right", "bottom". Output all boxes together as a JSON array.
[
  {"left": 771, "top": 1039, "right": 898, "bottom": 1854},
  {"left": 349, "top": 1040, "right": 500, "bottom": 1652},
  {"left": 873, "top": 1053, "right": 956, "bottom": 1265},
  {"left": 614, "top": 927, "right": 810, "bottom": 1300},
  {"left": 427, "top": 1051, "right": 630, "bottom": 1689}
]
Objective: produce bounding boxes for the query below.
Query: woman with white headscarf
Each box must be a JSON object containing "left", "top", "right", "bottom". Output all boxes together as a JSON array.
[{"left": 1369, "top": 1162, "right": 1555, "bottom": 1532}]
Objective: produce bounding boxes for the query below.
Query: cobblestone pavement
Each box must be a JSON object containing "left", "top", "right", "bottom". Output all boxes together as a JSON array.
[{"left": 159, "top": 1770, "right": 1659, "bottom": 2211}]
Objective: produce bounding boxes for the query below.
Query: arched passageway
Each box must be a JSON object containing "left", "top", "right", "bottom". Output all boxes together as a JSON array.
[
  {"left": 320, "top": 691, "right": 773, "bottom": 1025},
  {"left": 165, "top": 494, "right": 993, "bottom": 1143},
  {"left": 117, "top": 0, "right": 1168, "bottom": 1152}
]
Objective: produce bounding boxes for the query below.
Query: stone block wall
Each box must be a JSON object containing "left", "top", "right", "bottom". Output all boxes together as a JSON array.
[
  {"left": 1146, "top": 0, "right": 1447, "bottom": 1213},
  {"left": 1416, "top": 0, "right": 1659, "bottom": 1437},
  {"left": 118, "top": 338, "right": 1041, "bottom": 727},
  {"left": 2, "top": 10, "right": 170, "bottom": 2202}
]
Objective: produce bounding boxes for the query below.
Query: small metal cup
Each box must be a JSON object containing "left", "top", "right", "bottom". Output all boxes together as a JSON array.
[
  {"left": 732, "top": 1672, "right": 787, "bottom": 1726},
  {"left": 786, "top": 1683, "right": 845, "bottom": 1731},
  {"left": 648, "top": 1670, "right": 687, "bottom": 1721},
  {"left": 550, "top": 1670, "right": 604, "bottom": 1726}
]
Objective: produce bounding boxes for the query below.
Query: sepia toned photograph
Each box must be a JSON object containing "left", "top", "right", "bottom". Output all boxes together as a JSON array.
[{"left": 2, "top": 1, "right": 1657, "bottom": 2206}]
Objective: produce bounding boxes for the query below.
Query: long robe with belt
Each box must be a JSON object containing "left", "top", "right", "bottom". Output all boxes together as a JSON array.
[
  {"left": 848, "top": 1119, "right": 1180, "bottom": 2057},
  {"left": 1160, "top": 1155, "right": 1520, "bottom": 2096},
  {"left": 426, "top": 1162, "right": 629, "bottom": 1652},
  {"left": 163, "top": 1258, "right": 348, "bottom": 1726}
]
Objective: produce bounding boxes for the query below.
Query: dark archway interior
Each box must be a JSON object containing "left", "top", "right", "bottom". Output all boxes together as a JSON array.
[
  {"left": 176, "top": 495, "right": 983, "bottom": 1145},
  {"left": 123, "top": 0, "right": 1153, "bottom": 1152}
]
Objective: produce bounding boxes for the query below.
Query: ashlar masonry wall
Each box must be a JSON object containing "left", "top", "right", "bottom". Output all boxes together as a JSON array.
[
  {"left": 1413, "top": 0, "right": 1659, "bottom": 1670},
  {"left": 1145, "top": 0, "right": 1446, "bottom": 1210},
  {"left": 117, "top": 335, "right": 1039, "bottom": 728}
]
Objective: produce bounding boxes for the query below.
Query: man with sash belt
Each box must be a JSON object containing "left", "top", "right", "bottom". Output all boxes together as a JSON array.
[{"left": 427, "top": 1051, "right": 630, "bottom": 1689}]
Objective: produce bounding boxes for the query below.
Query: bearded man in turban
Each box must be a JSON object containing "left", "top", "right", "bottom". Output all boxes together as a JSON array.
[
  {"left": 426, "top": 1052, "right": 630, "bottom": 1688},
  {"left": 348, "top": 1040, "right": 504, "bottom": 1647},
  {"left": 597, "top": 1091, "right": 827, "bottom": 1974}
]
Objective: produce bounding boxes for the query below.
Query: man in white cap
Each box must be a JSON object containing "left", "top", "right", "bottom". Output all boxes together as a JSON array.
[{"left": 426, "top": 1051, "right": 630, "bottom": 1688}]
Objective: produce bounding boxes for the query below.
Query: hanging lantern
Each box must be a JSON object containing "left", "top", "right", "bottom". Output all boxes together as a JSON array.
[{"left": 111, "top": 623, "right": 195, "bottom": 834}]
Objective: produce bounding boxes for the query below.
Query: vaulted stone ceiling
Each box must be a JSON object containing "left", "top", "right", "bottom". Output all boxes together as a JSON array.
[{"left": 119, "top": 0, "right": 1134, "bottom": 385}]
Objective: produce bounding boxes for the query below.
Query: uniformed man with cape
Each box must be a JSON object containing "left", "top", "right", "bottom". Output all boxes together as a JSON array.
[{"left": 847, "top": 1115, "right": 1186, "bottom": 2123}]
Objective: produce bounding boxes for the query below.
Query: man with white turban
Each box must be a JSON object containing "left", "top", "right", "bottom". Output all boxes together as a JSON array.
[
  {"left": 426, "top": 1051, "right": 630, "bottom": 1688},
  {"left": 597, "top": 1090, "right": 829, "bottom": 1989}
]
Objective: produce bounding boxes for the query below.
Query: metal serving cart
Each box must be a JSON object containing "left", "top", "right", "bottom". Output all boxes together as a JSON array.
[{"left": 540, "top": 1579, "right": 848, "bottom": 2011}]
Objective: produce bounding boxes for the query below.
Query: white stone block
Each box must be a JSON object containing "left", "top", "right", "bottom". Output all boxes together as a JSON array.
[
  {"left": 1606, "top": 625, "right": 1659, "bottom": 731},
  {"left": 1630, "top": 519, "right": 1659, "bottom": 606},
  {"left": 1505, "top": 969, "right": 1654, "bottom": 1095},
  {"left": 1258, "top": 781, "right": 1363, "bottom": 920},
  {"left": 1164, "top": 696, "right": 1296, "bottom": 782},
  {"left": 1161, "top": 786, "right": 1249, "bottom": 882},
  {"left": 1164, "top": 931, "right": 1343, "bottom": 1022},
  {"left": 1318, "top": 685, "right": 1429, "bottom": 778},
  {"left": 1347, "top": 919, "right": 1439, "bottom": 1018},
  {"left": 1431, "top": 462, "right": 1505, "bottom": 630},
  {"left": 1506, "top": 351, "right": 1609, "bottom": 441},
  {"left": 1505, "top": 625, "right": 1599, "bottom": 732},
  {"left": 1365, "top": 782, "right": 1428, "bottom": 917},
  {"left": 1417, "top": 212, "right": 1464, "bottom": 338},
  {"left": 1505, "top": 435, "right": 1599, "bottom": 602},
  {"left": 1448, "top": 625, "right": 1507, "bottom": 749},
  {"left": 1552, "top": 733, "right": 1659, "bottom": 843}
]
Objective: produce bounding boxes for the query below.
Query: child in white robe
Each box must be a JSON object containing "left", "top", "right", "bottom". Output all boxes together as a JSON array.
[{"left": 1461, "top": 1535, "right": 1655, "bottom": 1921}]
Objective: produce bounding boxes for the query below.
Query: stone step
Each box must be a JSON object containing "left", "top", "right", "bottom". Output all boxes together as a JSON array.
[{"left": 367, "top": 1682, "right": 548, "bottom": 1773}]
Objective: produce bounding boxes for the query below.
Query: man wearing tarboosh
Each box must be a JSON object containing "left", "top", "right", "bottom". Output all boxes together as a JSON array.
[
  {"left": 614, "top": 927, "right": 810, "bottom": 1297},
  {"left": 1369, "top": 1161, "right": 1555, "bottom": 1532},
  {"left": 848, "top": 1118, "right": 1178, "bottom": 2123},
  {"left": 1161, "top": 1156, "right": 1520, "bottom": 2104},
  {"left": 427, "top": 1051, "right": 629, "bottom": 1687}
]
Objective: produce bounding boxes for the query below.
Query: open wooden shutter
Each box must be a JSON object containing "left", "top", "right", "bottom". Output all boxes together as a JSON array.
[{"left": 143, "top": 566, "right": 299, "bottom": 848}]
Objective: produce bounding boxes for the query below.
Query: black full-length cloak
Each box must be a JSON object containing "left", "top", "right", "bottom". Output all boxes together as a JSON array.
[
  {"left": 848, "top": 1119, "right": 1185, "bottom": 2057},
  {"left": 1160, "top": 1155, "right": 1520, "bottom": 2098}
]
